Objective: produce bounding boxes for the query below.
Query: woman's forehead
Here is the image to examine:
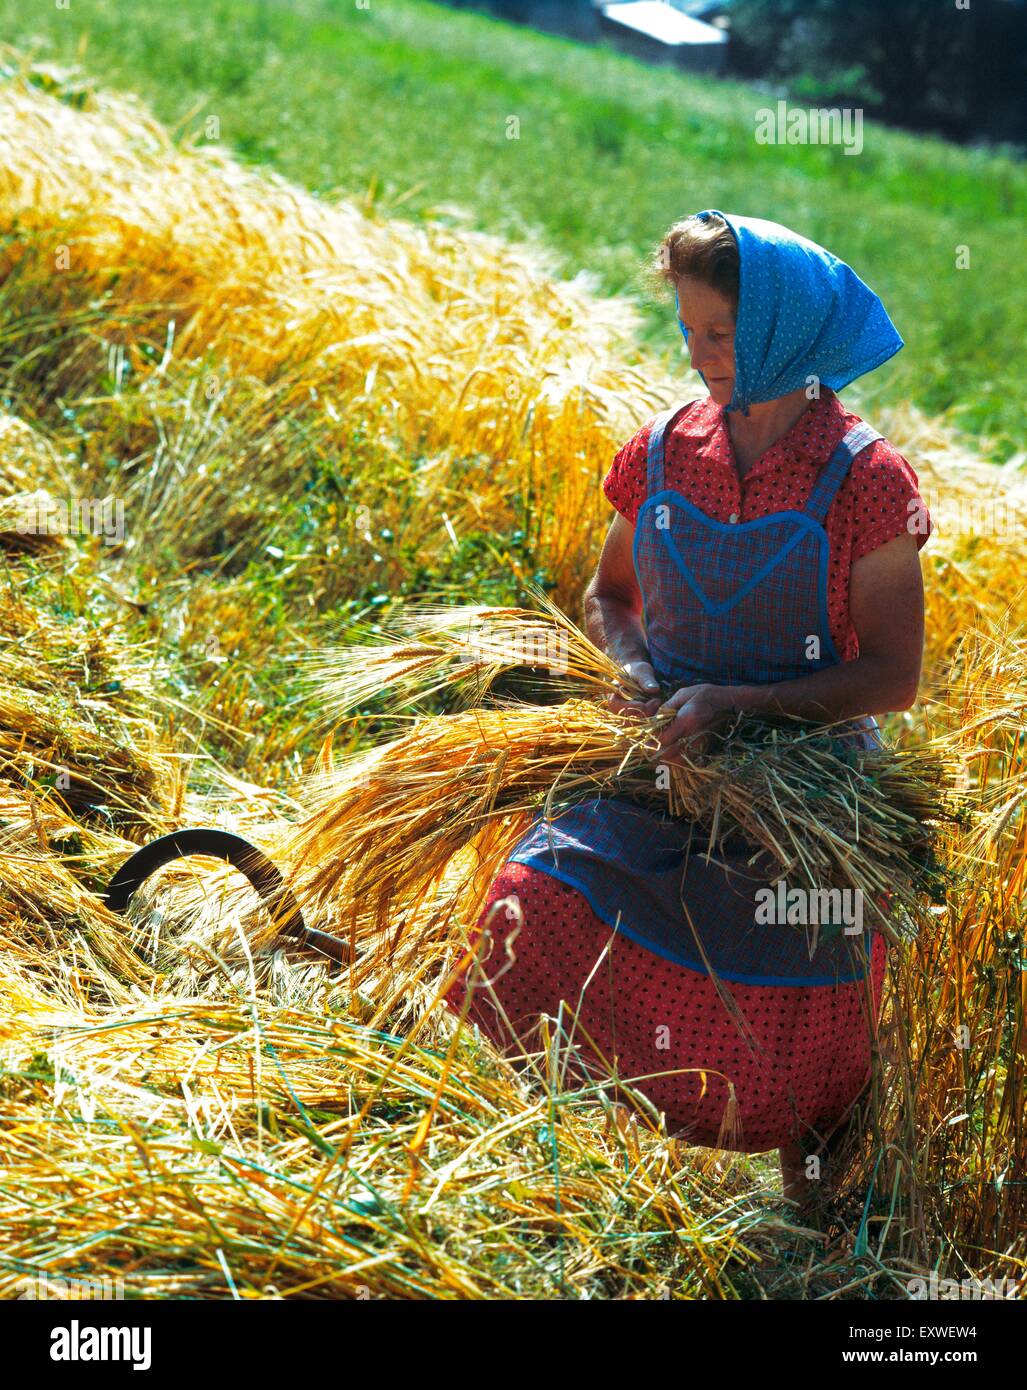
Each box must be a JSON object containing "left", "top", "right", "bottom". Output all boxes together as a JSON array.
[{"left": 675, "top": 277, "right": 735, "bottom": 321}]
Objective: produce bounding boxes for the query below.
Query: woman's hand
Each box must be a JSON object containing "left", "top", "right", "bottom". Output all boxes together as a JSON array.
[
  {"left": 605, "top": 659, "right": 663, "bottom": 721},
  {"left": 647, "top": 683, "right": 735, "bottom": 764}
]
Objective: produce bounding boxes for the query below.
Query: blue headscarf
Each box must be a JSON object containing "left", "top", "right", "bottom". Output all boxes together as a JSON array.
[{"left": 675, "top": 210, "right": 903, "bottom": 415}]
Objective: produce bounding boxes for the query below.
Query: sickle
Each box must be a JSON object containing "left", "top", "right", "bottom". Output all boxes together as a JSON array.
[{"left": 104, "top": 827, "right": 350, "bottom": 964}]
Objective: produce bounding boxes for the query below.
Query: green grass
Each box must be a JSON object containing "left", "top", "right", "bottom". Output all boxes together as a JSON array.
[{"left": 4, "top": 0, "right": 1026, "bottom": 454}]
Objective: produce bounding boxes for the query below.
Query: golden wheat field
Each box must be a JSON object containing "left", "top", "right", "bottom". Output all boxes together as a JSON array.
[{"left": 0, "top": 48, "right": 1025, "bottom": 1302}]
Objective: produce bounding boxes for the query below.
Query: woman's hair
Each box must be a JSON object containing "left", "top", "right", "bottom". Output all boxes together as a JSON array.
[{"left": 644, "top": 212, "right": 740, "bottom": 314}]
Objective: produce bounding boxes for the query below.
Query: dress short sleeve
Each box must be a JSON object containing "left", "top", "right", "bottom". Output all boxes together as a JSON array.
[
  {"left": 849, "top": 441, "right": 933, "bottom": 563},
  {"left": 602, "top": 419, "right": 654, "bottom": 526}
]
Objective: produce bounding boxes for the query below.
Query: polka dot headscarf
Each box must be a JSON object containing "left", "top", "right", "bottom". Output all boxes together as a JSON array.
[{"left": 687, "top": 210, "right": 904, "bottom": 417}]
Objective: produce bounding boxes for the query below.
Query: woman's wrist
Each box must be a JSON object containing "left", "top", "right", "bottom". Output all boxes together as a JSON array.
[
  {"left": 584, "top": 594, "right": 653, "bottom": 680},
  {"left": 718, "top": 682, "right": 769, "bottom": 716},
  {"left": 716, "top": 664, "right": 881, "bottom": 723}
]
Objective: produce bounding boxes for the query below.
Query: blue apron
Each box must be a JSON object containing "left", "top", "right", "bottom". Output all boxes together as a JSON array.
[{"left": 509, "top": 403, "right": 885, "bottom": 986}]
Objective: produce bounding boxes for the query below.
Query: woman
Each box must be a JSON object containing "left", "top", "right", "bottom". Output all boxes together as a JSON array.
[{"left": 444, "top": 210, "right": 932, "bottom": 1201}]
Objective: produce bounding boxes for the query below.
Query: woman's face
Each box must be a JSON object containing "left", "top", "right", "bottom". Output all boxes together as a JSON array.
[{"left": 675, "top": 276, "right": 736, "bottom": 407}]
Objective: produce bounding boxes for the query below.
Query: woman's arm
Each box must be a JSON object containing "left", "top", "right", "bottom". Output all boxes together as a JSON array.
[
  {"left": 583, "top": 513, "right": 662, "bottom": 714},
  {"left": 728, "top": 532, "right": 925, "bottom": 719},
  {"left": 655, "top": 533, "right": 925, "bottom": 751}
]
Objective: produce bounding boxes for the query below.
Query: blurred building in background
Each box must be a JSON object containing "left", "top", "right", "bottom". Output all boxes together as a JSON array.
[
  {"left": 441, "top": 0, "right": 600, "bottom": 41},
  {"left": 440, "top": 0, "right": 730, "bottom": 61},
  {"left": 437, "top": 0, "right": 1025, "bottom": 148},
  {"left": 599, "top": 3, "right": 728, "bottom": 73}
]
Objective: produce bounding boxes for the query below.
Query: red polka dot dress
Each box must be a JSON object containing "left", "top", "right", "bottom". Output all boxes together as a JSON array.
[{"left": 444, "top": 389, "right": 932, "bottom": 1154}]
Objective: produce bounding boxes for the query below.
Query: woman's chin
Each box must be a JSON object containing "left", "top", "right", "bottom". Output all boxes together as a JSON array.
[{"left": 705, "top": 379, "right": 734, "bottom": 406}]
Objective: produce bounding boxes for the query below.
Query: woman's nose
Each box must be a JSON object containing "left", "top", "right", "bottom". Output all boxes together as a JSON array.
[{"left": 689, "top": 333, "right": 714, "bottom": 373}]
